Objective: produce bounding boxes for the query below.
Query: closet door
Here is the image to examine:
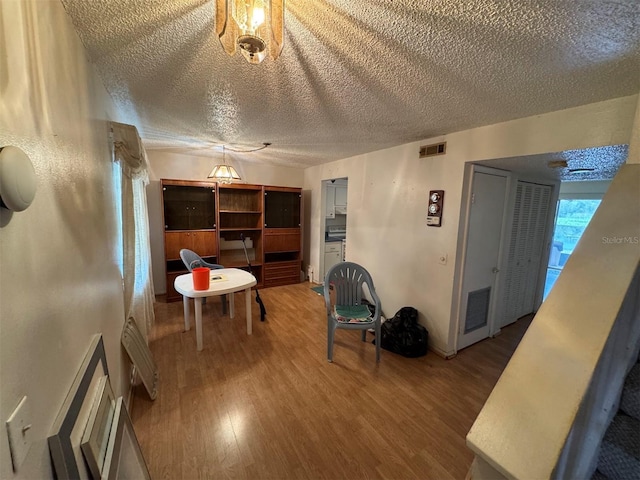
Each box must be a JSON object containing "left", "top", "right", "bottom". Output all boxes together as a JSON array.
[
  {"left": 520, "top": 184, "right": 552, "bottom": 315},
  {"left": 501, "top": 183, "right": 523, "bottom": 326},
  {"left": 501, "top": 181, "right": 552, "bottom": 326},
  {"left": 514, "top": 183, "right": 534, "bottom": 318}
]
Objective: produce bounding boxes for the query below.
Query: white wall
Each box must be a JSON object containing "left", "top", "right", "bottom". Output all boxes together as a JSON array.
[
  {"left": 304, "top": 94, "right": 638, "bottom": 356},
  {"left": 146, "top": 150, "right": 304, "bottom": 293},
  {"left": 0, "top": 2, "right": 128, "bottom": 479}
]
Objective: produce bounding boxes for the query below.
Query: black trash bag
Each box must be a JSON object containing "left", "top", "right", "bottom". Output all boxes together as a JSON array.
[{"left": 379, "top": 307, "right": 428, "bottom": 357}]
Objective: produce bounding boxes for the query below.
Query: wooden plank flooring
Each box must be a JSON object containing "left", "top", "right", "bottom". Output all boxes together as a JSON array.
[{"left": 131, "top": 282, "right": 531, "bottom": 480}]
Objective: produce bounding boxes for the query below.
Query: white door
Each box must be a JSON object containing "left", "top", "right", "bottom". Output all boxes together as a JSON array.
[
  {"left": 458, "top": 171, "right": 508, "bottom": 350},
  {"left": 334, "top": 185, "right": 347, "bottom": 207},
  {"left": 500, "top": 182, "right": 552, "bottom": 327},
  {"left": 325, "top": 184, "right": 336, "bottom": 218}
]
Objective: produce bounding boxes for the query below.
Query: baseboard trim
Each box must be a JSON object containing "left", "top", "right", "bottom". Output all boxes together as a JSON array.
[{"left": 430, "top": 344, "right": 457, "bottom": 359}]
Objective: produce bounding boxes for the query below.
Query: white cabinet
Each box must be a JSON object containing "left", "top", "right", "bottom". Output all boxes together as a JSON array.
[
  {"left": 325, "top": 183, "right": 348, "bottom": 218},
  {"left": 324, "top": 242, "right": 342, "bottom": 273},
  {"left": 325, "top": 184, "right": 336, "bottom": 219},
  {"left": 335, "top": 185, "right": 347, "bottom": 207}
]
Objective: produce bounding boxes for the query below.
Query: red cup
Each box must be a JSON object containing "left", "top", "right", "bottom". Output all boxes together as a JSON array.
[{"left": 192, "top": 267, "right": 210, "bottom": 290}]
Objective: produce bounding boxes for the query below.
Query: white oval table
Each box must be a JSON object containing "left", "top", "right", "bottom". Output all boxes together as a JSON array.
[{"left": 174, "top": 268, "right": 257, "bottom": 351}]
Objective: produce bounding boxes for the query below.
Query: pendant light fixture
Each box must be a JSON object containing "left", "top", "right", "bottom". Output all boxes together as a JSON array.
[
  {"left": 208, "top": 146, "right": 241, "bottom": 183},
  {"left": 216, "top": 0, "right": 284, "bottom": 64}
]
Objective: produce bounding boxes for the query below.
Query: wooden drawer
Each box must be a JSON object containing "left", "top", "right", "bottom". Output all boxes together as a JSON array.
[
  {"left": 264, "top": 229, "right": 300, "bottom": 253},
  {"left": 264, "top": 261, "right": 300, "bottom": 287}
]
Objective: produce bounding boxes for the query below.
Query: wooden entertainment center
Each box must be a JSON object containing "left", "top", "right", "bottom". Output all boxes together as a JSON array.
[{"left": 161, "top": 179, "right": 302, "bottom": 302}]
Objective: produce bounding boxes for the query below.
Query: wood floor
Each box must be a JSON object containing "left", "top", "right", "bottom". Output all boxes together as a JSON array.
[{"left": 131, "top": 282, "right": 531, "bottom": 480}]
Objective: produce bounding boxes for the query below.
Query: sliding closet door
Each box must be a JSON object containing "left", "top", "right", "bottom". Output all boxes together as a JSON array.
[{"left": 500, "top": 181, "right": 552, "bottom": 327}]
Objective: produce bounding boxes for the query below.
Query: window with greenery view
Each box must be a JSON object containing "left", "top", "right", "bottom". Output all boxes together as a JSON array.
[{"left": 544, "top": 199, "right": 601, "bottom": 299}]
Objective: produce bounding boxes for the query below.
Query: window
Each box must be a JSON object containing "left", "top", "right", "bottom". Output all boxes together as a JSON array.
[
  {"left": 111, "top": 122, "right": 155, "bottom": 338},
  {"left": 543, "top": 199, "right": 601, "bottom": 299},
  {"left": 113, "top": 162, "right": 123, "bottom": 276}
]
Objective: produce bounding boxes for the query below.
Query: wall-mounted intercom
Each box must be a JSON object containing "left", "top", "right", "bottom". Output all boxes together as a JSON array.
[{"left": 426, "top": 190, "right": 445, "bottom": 227}]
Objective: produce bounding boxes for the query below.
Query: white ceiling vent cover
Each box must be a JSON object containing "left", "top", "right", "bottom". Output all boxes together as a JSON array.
[{"left": 419, "top": 142, "right": 447, "bottom": 158}]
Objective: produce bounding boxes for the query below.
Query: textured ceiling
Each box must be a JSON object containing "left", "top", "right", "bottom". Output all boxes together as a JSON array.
[
  {"left": 60, "top": 0, "right": 640, "bottom": 169},
  {"left": 477, "top": 145, "right": 629, "bottom": 182}
]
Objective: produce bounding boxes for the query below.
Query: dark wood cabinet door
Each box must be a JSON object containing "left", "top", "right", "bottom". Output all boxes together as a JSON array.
[
  {"left": 165, "top": 232, "right": 190, "bottom": 260},
  {"left": 166, "top": 231, "right": 217, "bottom": 261},
  {"left": 191, "top": 231, "right": 217, "bottom": 257},
  {"left": 162, "top": 184, "right": 216, "bottom": 230}
]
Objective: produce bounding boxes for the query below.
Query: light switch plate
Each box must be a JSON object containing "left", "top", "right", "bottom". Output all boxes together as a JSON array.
[{"left": 6, "top": 396, "right": 32, "bottom": 472}]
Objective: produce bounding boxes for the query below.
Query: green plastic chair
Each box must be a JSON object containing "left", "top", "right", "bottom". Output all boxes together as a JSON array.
[{"left": 324, "top": 262, "right": 381, "bottom": 362}]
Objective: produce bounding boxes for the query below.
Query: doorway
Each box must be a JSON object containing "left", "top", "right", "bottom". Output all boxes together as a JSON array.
[{"left": 320, "top": 178, "right": 348, "bottom": 283}]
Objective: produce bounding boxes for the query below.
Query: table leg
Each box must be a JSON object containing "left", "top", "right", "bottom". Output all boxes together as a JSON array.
[
  {"left": 245, "top": 287, "right": 252, "bottom": 335},
  {"left": 195, "top": 297, "right": 203, "bottom": 351},
  {"left": 229, "top": 292, "right": 235, "bottom": 318},
  {"left": 183, "top": 295, "right": 190, "bottom": 331}
]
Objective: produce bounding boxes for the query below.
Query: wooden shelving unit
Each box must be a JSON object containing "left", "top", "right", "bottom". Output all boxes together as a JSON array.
[
  {"left": 263, "top": 186, "right": 302, "bottom": 287},
  {"left": 160, "top": 179, "right": 302, "bottom": 301},
  {"left": 217, "top": 184, "right": 264, "bottom": 286}
]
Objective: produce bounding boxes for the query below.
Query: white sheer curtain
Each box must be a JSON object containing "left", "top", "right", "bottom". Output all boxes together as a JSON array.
[{"left": 111, "top": 121, "right": 155, "bottom": 340}]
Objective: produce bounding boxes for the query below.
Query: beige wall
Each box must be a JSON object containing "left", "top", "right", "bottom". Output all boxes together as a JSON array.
[
  {"left": 146, "top": 150, "right": 304, "bottom": 293},
  {"left": 0, "top": 1, "right": 128, "bottom": 479},
  {"left": 304, "top": 94, "right": 638, "bottom": 356},
  {"left": 627, "top": 94, "right": 640, "bottom": 164}
]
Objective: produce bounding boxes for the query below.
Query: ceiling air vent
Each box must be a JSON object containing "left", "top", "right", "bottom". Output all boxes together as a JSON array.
[{"left": 419, "top": 142, "right": 446, "bottom": 158}]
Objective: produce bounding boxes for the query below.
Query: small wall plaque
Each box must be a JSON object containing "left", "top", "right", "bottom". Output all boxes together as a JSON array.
[{"left": 427, "top": 190, "right": 445, "bottom": 227}]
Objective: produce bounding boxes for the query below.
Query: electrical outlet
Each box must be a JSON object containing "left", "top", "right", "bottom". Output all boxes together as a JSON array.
[
  {"left": 438, "top": 254, "right": 448, "bottom": 265},
  {"left": 6, "top": 396, "right": 32, "bottom": 472}
]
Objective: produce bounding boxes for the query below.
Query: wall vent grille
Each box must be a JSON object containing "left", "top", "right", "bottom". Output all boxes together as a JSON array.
[
  {"left": 419, "top": 142, "right": 447, "bottom": 158},
  {"left": 464, "top": 287, "right": 490, "bottom": 334}
]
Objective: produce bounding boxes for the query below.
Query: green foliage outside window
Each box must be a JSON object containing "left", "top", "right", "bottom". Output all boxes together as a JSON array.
[
  {"left": 553, "top": 199, "right": 601, "bottom": 253},
  {"left": 544, "top": 198, "right": 601, "bottom": 300}
]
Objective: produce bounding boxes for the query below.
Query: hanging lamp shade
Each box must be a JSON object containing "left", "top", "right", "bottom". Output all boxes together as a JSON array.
[
  {"left": 207, "top": 146, "right": 241, "bottom": 183},
  {"left": 216, "top": 0, "right": 284, "bottom": 64},
  {"left": 208, "top": 164, "right": 241, "bottom": 182}
]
